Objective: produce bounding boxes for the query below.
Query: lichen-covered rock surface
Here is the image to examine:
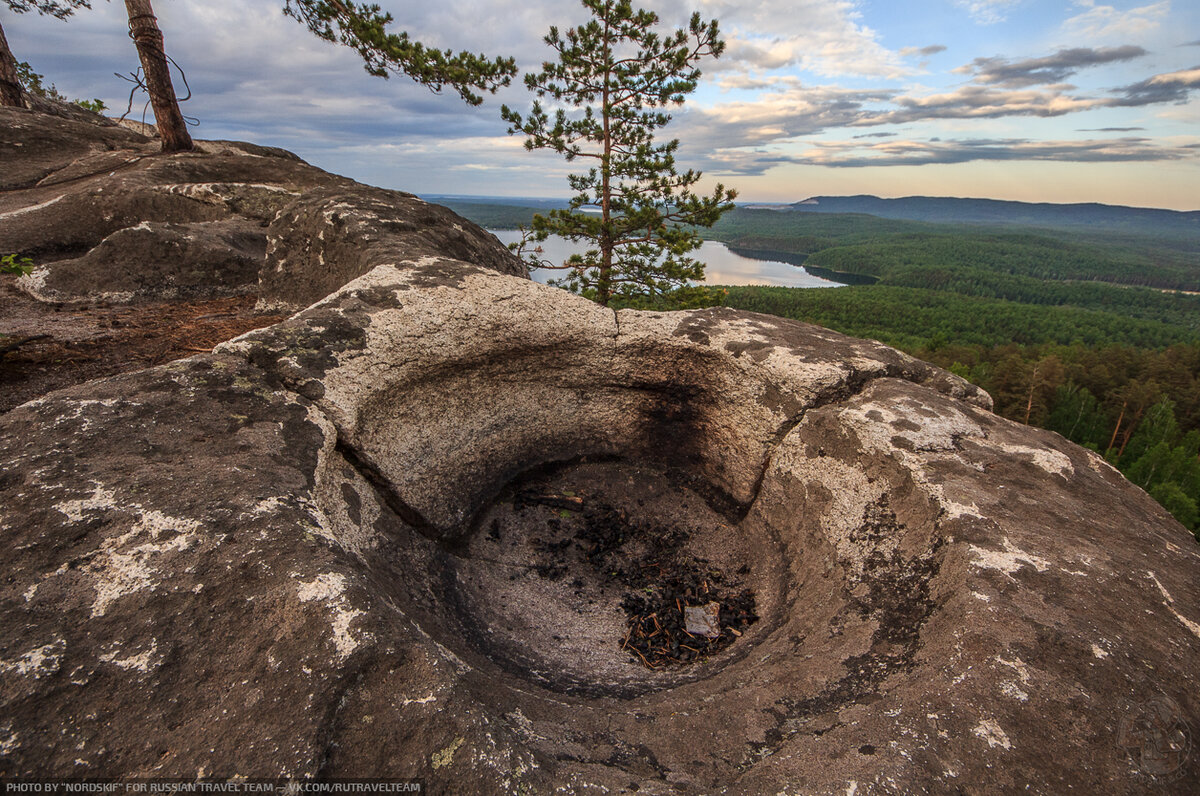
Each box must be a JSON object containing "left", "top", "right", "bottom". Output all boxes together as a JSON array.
[
  {"left": 0, "top": 106, "right": 526, "bottom": 307},
  {"left": 2, "top": 256, "right": 1198, "bottom": 793}
]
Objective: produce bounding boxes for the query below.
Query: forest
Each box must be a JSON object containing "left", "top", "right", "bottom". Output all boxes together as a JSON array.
[
  {"left": 445, "top": 198, "right": 1200, "bottom": 538},
  {"left": 713, "top": 207, "right": 1200, "bottom": 538}
]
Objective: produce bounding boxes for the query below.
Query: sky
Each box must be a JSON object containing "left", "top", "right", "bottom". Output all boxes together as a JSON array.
[{"left": 5, "top": 0, "right": 1199, "bottom": 210}]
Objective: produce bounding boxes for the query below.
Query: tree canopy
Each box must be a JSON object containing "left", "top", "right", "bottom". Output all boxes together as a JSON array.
[
  {"left": 502, "top": 0, "right": 736, "bottom": 308},
  {"left": 282, "top": 0, "right": 517, "bottom": 106},
  {"left": 5, "top": 1, "right": 91, "bottom": 18}
]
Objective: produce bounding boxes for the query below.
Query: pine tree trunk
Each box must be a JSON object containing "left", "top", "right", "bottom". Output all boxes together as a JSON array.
[
  {"left": 0, "top": 21, "right": 25, "bottom": 108},
  {"left": 1106, "top": 402, "right": 1126, "bottom": 457},
  {"left": 597, "top": 14, "right": 613, "bottom": 307},
  {"left": 124, "top": 0, "right": 192, "bottom": 152}
]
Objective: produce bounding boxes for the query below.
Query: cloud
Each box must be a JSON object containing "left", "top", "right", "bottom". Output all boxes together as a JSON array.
[
  {"left": 960, "top": 46, "right": 1148, "bottom": 87},
  {"left": 852, "top": 85, "right": 1105, "bottom": 126},
  {"left": 1063, "top": 1, "right": 1170, "bottom": 40},
  {"left": 1077, "top": 126, "right": 1146, "bottom": 131},
  {"left": 901, "top": 45, "right": 948, "bottom": 57},
  {"left": 675, "top": 82, "right": 897, "bottom": 151},
  {"left": 8, "top": 0, "right": 1200, "bottom": 192},
  {"left": 953, "top": 0, "right": 1024, "bottom": 25},
  {"left": 657, "top": 0, "right": 911, "bottom": 78},
  {"left": 1112, "top": 66, "right": 1200, "bottom": 105},
  {"left": 696, "top": 58, "right": 1198, "bottom": 151},
  {"left": 798, "top": 135, "right": 1195, "bottom": 167}
]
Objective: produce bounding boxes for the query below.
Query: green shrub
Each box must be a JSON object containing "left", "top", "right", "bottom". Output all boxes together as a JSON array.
[{"left": 1, "top": 254, "right": 35, "bottom": 277}]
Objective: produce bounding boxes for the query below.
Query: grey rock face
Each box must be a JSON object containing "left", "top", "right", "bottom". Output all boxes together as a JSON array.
[
  {"left": 2, "top": 259, "right": 1198, "bottom": 792},
  {"left": 18, "top": 218, "right": 267, "bottom": 303},
  {"left": 255, "top": 187, "right": 530, "bottom": 313},
  {"left": 0, "top": 107, "right": 526, "bottom": 306},
  {"left": 0, "top": 105, "right": 149, "bottom": 192}
]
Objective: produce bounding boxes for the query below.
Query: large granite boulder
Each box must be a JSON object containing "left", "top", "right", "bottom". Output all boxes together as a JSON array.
[
  {"left": 0, "top": 107, "right": 526, "bottom": 306},
  {"left": 255, "top": 188, "right": 536, "bottom": 314},
  {"left": 2, "top": 259, "right": 1197, "bottom": 792}
]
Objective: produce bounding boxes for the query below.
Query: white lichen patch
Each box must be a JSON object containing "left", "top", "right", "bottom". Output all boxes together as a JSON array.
[
  {"left": 99, "top": 640, "right": 158, "bottom": 673},
  {"left": 1147, "top": 571, "right": 1200, "bottom": 640},
  {"left": 989, "top": 441, "right": 1073, "bottom": 478},
  {"left": 972, "top": 718, "right": 1012, "bottom": 750},
  {"left": 53, "top": 482, "right": 116, "bottom": 525},
  {"left": 995, "top": 655, "right": 1032, "bottom": 684},
  {"left": 431, "top": 736, "right": 465, "bottom": 769},
  {"left": 16, "top": 265, "right": 49, "bottom": 297},
  {"left": 842, "top": 398, "right": 983, "bottom": 455},
  {"left": 86, "top": 511, "right": 202, "bottom": 617},
  {"left": 1000, "top": 681, "right": 1029, "bottom": 702},
  {"left": 157, "top": 182, "right": 299, "bottom": 204},
  {"left": 939, "top": 497, "right": 983, "bottom": 520},
  {"left": 1085, "top": 449, "right": 1121, "bottom": 476},
  {"left": 247, "top": 497, "right": 288, "bottom": 518},
  {"left": 969, "top": 536, "right": 1051, "bottom": 578},
  {"left": 775, "top": 451, "right": 890, "bottom": 580},
  {"left": 0, "top": 639, "right": 66, "bottom": 679},
  {"left": 295, "top": 572, "right": 367, "bottom": 662}
]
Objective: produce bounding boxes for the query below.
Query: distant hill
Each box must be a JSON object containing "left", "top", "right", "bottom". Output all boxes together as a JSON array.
[{"left": 789, "top": 195, "right": 1200, "bottom": 236}]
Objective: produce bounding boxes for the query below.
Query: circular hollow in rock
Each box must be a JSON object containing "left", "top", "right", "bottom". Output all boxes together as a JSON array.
[{"left": 449, "top": 460, "right": 788, "bottom": 697}]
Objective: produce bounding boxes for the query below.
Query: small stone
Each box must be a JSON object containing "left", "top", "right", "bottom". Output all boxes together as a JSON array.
[{"left": 684, "top": 602, "right": 721, "bottom": 638}]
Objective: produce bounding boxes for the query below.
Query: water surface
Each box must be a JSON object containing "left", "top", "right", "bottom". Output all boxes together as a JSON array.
[{"left": 487, "top": 230, "right": 843, "bottom": 289}]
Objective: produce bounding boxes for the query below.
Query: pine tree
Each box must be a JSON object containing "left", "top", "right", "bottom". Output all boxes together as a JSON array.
[{"left": 501, "top": 0, "right": 736, "bottom": 309}]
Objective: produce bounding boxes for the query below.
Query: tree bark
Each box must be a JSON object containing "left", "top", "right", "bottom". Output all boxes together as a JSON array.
[
  {"left": 124, "top": 0, "right": 192, "bottom": 152},
  {"left": 0, "top": 21, "right": 25, "bottom": 108}
]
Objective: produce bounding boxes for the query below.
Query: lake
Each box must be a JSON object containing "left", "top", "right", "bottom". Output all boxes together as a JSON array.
[{"left": 487, "top": 230, "right": 844, "bottom": 289}]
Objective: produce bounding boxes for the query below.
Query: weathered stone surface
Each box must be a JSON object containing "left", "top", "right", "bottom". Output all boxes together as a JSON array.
[
  {"left": 254, "top": 187, "right": 530, "bottom": 313},
  {"left": 18, "top": 218, "right": 267, "bottom": 303},
  {"left": 3, "top": 260, "right": 1197, "bottom": 792},
  {"left": 0, "top": 105, "right": 149, "bottom": 192},
  {"left": 1, "top": 108, "right": 526, "bottom": 306}
]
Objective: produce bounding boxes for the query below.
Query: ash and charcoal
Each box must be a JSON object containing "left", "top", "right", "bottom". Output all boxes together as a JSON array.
[{"left": 513, "top": 488, "right": 758, "bottom": 668}]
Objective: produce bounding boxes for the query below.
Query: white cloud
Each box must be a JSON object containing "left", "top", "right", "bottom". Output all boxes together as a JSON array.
[
  {"left": 953, "top": 0, "right": 1024, "bottom": 25},
  {"left": 6, "top": 0, "right": 1198, "bottom": 193},
  {"left": 797, "top": 135, "right": 1197, "bottom": 167},
  {"left": 679, "top": 83, "right": 896, "bottom": 148},
  {"left": 1063, "top": 0, "right": 1170, "bottom": 40},
  {"left": 855, "top": 85, "right": 1107, "bottom": 125},
  {"left": 657, "top": 0, "right": 911, "bottom": 78}
]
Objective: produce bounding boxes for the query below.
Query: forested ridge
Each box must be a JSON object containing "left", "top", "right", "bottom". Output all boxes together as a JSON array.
[
  {"left": 710, "top": 208, "right": 1200, "bottom": 537},
  {"left": 736, "top": 288, "right": 1200, "bottom": 535},
  {"left": 447, "top": 197, "right": 1200, "bottom": 536}
]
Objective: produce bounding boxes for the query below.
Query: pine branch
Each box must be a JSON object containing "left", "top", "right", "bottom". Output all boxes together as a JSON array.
[{"left": 283, "top": 0, "right": 515, "bottom": 106}]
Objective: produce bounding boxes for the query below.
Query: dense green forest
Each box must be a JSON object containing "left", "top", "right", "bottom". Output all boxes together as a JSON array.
[
  {"left": 442, "top": 201, "right": 1200, "bottom": 290},
  {"left": 446, "top": 198, "right": 1200, "bottom": 538}
]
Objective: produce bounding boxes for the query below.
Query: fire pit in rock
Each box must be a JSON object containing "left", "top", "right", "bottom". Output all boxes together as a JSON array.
[{"left": 455, "top": 460, "right": 766, "bottom": 695}]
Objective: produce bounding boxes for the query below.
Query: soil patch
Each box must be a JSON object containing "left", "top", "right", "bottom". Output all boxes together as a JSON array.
[
  {"left": 0, "top": 276, "right": 284, "bottom": 413},
  {"left": 514, "top": 492, "right": 759, "bottom": 668}
]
